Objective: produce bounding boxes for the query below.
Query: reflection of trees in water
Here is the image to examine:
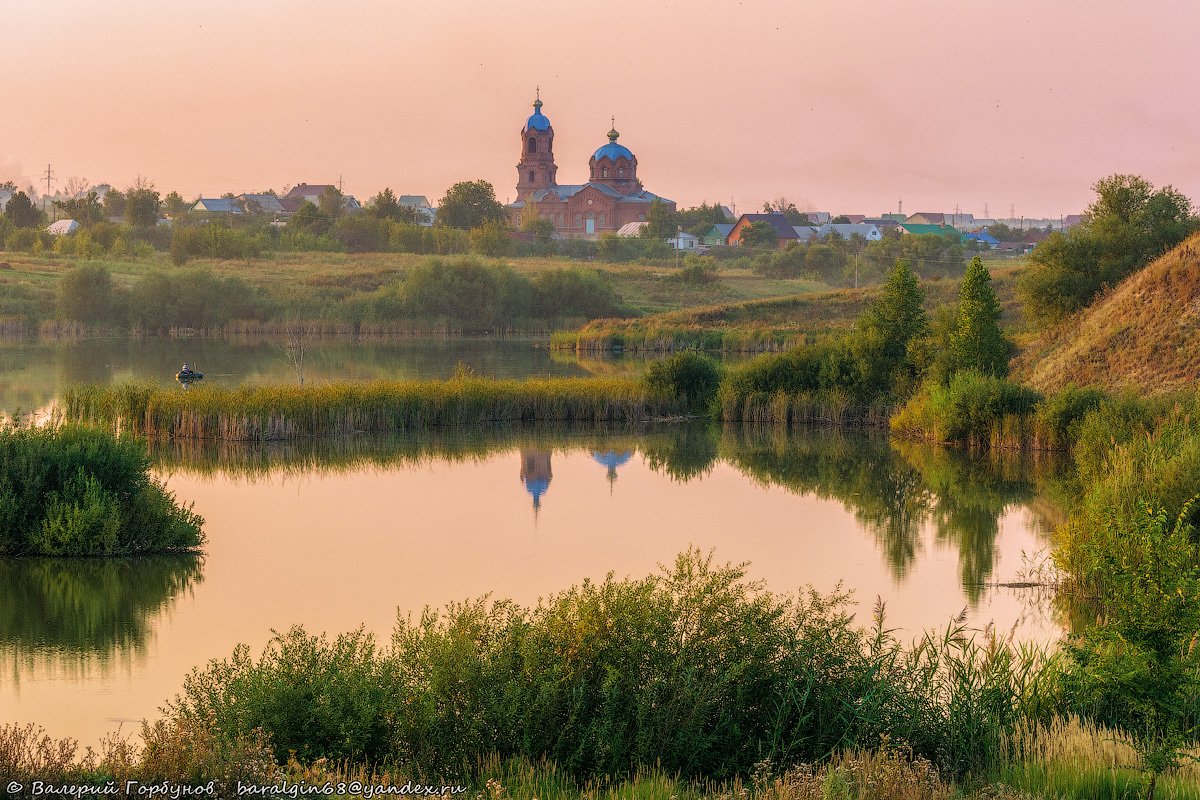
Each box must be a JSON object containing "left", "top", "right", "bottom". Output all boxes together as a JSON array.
[
  {"left": 721, "top": 428, "right": 933, "bottom": 581},
  {"left": 147, "top": 422, "right": 1065, "bottom": 608},
  {"left": 721, "top": 428, "right": 1068, "bottom": 604},
  {"left": 0, "top": 555, "right": 203, "bottom": 678}
]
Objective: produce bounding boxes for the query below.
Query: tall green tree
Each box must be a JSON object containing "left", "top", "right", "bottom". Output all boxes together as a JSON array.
[
  {"left": 163, "top": 192, "right": 190, "bottom": 218},
  {"left": 102, "top": 189, "right": 127, "bottom": 219},
  {"left": 367, "top": 188, "right": 422, "bottom": 224},
  {"left": 853, "top": 259, "right": 928, "bottom": 393},
  {"left": 3, "top": 191, "right": 41, "bottom": 228},
  {"left": 318, "top": 186, "right": 346, "bottom": 220},
  {"left": 435, "top": 180, "right": 506, "bottom": 229},
  {"left": 739, "top": 220, "right": 778, "bottom": 249},
  {"left": 125, "top": 186, "right": 161, "bottom": 227},
  {"left": 946, "top": 256, "right": 1012, "bottom": 377},
  {"left": 640, "top": 197, "right": 679, "bottom": 239}
]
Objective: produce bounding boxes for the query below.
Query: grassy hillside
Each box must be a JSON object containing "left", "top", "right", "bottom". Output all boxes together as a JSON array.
[
  {"left": 0, "top": 250, "right": 827, "bottom": 334},
  {"left": 1013, "top": 233, "right": 1200, "bottom": 393},
  {"left": 556, "top": 264, "right": 1025, "bottom": 352}
]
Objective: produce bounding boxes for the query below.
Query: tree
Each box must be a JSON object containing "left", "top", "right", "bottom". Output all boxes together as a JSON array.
[
  {"left": 469, "top": 220, "right": 513, "bottom": 257},
  {"left": 56, "top": 263, "right": 120, "bottom": 324},
  {"left": 286, "top": 201, "right": 330, "bottom": 236},
  {"left": 739, "top": 220, "right": 778, "bottom": 249},
  {"left": 369, "top": 187, "right": 400, "bottom": 219},
  {"left": 640, "top": 197, "right": 678, "bottom": 240},
  {"left": 677, "top": 202, "right": 731, "bottom": 237},
  {"left": 946, "top": 257, "right": 1012, "bottom": 377},
  {"left": 831, "top": 215, "right": 851, "bottom": 224},
  {"left": 521, "top": 214, "right": 556, "bottom": 245},
  {"left": 853, "top": 259, "right": 928, "bottom": 393},
  {"left": 318, "top": 186, "right": 345, "bottom": 220},
  {"left": 54, "top": 191, "right": 105, "bottom": 226},
  {"left": 1018, "top": 174, "right": 1198, "bottom": 325},
  {"left": 163, "top": 191, "right": 190, "bottom": 218},
  {"left": 762, "top": 198, "right": 810, "bottom": 225},
  {"left": 125, "top": 179, "right": 161, "bottom": 227},
  {"left": 3, "top": 191, "right": 42, "bottom": 228},
  {"left": 435, "top": 180, "right": 506, "bottom": 229},
  {"left": 102, "top": 188, "right": 126, "bottom": 219}
]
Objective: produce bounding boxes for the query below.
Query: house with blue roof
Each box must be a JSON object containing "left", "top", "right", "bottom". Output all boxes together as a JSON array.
[{"left": 506, "top": 92, "right": 675, "bottom": 238}]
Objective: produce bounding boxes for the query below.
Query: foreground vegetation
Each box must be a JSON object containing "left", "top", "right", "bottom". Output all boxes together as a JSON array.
[{"left": 0, "top": 425, "right": 204, "bottom": 556}]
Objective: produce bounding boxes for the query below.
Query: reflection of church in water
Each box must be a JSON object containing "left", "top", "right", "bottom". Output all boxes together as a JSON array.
[{"left": 518, "top": 448, "right": 635, "bottom": 512}]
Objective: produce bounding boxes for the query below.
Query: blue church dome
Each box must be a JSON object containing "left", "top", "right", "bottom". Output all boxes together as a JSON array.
[
  {"left": 592, "top": 125, "right": 633, "bottom": 161},
  {"left": 525, "top": 95, "right": 551, "bottom": 131}
]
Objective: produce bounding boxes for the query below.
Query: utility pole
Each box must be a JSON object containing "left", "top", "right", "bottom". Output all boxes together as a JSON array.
[
  {"left": 42, "top": 163, "right": 55, "bottom": 216},
  {"left": 337, "top": 174, "right": 344, "bottom": 193}
]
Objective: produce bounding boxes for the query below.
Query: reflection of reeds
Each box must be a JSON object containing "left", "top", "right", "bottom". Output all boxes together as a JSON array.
[
  {"left": 63, "top": 377, "right": 672, "bottom": 441},
  {"left": 149, "top": 423, "right": 682, "bottom": 480}
]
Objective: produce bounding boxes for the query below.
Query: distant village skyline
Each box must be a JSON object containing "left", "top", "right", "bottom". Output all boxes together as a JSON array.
[{"left": 6, "top": 0, "right": 1199, "bottom": 218}]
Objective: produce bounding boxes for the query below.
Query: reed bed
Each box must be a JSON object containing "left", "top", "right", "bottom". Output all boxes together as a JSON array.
[
  {"left": 62, "top": 377, "right": 673, "bottom": 441},
  {"left": 550, "top": 325, "right": 806, "bottom": 354},
  {"left": 720, "top": 389, "right": 895, "bottom": 428}
]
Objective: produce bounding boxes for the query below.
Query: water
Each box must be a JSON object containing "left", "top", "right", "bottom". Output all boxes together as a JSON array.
[
  {"left": 1, "top": 423, "right": 1068, "bottom": 749},
  {"left": 0, "top": 335, "right": 657, "bottom": 419}
]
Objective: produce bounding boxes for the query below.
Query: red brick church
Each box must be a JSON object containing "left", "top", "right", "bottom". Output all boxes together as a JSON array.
[{"left": 506, "top": 92, "right": 675, "bottom": 237}]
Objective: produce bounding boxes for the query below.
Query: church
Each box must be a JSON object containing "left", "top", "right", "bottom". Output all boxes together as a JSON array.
[{"left": 506, "top": 93, "right": 675, "bottom": 237}]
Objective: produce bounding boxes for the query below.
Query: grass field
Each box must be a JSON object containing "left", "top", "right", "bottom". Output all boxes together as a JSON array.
[
  {"left": 0, "top": 249, "right": 829, "bottom": 329},
  {"left": 554, "top": 263, "right": 1028, "bottom": 352}
]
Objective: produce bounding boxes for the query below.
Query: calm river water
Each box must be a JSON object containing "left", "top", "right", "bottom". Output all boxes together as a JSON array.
[{"left": 1, "top": 338, "right": 1068, "bottom": 749}]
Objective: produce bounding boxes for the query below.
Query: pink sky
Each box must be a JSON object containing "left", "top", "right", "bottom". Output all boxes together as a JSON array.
[{"left": 5, "top": 0, "right": 1198, "bottom": 217}]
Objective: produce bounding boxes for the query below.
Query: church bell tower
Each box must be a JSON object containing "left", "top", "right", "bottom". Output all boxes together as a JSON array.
[{"left": 516, "top": 89, "right": 557, "bottom": 200}]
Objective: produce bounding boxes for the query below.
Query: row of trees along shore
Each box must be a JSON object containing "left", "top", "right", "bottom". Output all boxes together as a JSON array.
[{"left": 4, "top": 177, "right": 981, "bottom": 284}]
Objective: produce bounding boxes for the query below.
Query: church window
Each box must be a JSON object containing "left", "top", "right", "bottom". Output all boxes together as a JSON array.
[
  {"left": 575, "top": 214, "right": 582, "bottom": 228},
  {"left": 528, "top": 137, "right": 537, "bottom": 153},
  {"left": 528, "top": 170, "right": 535, "bottom": 183},
  {"left": 599, "top": 213, "right": 606, "bottom": 227},
  {"left": 602, "top": 167, "right": 608, "bottom": 178},
  {"left": 557, "top": 212, "right": 564, "bottom": 225},
  {"left": 618, "top": 168, "right": 625, "bottom": 177}
]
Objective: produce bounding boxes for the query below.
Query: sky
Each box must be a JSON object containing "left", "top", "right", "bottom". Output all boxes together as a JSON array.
[{"left": 4, "top": 0, "right": 1199, "bottom": 218}]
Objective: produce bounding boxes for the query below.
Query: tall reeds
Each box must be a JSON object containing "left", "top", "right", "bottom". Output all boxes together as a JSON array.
[{"left": 62, "top": 377, "right": 673, "bottom": 441}]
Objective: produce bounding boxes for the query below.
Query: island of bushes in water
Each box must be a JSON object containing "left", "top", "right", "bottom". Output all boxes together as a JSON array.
[{"left": 0, "top": 425, "right": 204, "bottom": 556}]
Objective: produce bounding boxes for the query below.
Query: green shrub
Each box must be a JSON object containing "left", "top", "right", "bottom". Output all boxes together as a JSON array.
[
  {"left": 642, "top": 352, "right": 722, "bottom": 412},
  {"left": 891, "top": 372, "right": 1041, "bottom": 444},
  {"left": 0, "top": 426, "right": 204, "bottom": 556},
  {"left": 163, "top": 549, "right": 1044, "bottom": 779}
]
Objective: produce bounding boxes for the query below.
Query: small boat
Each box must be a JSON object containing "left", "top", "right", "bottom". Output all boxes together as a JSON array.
[{"left": 176, "top": 368, "right": 204, "bottom": 384}]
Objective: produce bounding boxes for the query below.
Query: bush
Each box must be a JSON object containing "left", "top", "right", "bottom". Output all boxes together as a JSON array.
[
  {"left": 0, "top": 426, "right": 204, "bottom": 556},
  {"left": 676, "top": 254, "right": 720, "bottom": 284},
  {"left": 642, "top": 352, "right": 722, "bottom": 412},
  {"left": 890, "top": 372, "right": 1041, "bottom": 444},
  {"left": 56, "top": 263, "right": 125, "bottom": 325},
  {"left": 162, "top": 549, "right": 1043, "bottom": 779},
  {"left": 127, "top": 269, "right": 269, "bottom": 331},
  {"left": 532, "top": 268, "right": 622, "bottom": 319}
]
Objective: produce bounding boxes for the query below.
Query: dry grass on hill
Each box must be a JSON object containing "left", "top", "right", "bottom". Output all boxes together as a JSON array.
[{"left": 1013, "top": 233, "right": 1200, "bottom": 394}]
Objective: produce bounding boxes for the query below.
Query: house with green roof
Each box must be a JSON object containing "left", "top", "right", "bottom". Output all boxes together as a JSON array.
[{"left": 896, "top": 223, "right": 963, "bottom": 242}]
